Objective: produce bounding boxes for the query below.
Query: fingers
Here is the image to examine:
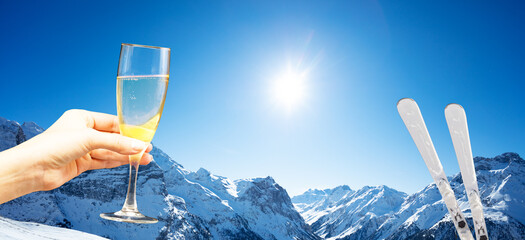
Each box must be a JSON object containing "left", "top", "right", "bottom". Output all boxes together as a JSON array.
[
  {"left": 88, "top": 154, "right": 153, "bottom": 171},
  {"left": 51, "top": 110, "right": 120, "bottom": 133},
  {"left": 86, "top": 130, "right": 150, "bottom": 155},
  {"left": 90, "top": 149, "right": 153, "bottom": 163},
  {"left": 83, "top": 111, "right": 121, "bottom": 133},
  {"left": 140, "top": 142, "right": 153, "bottom": 153},
  {"left": 91, "top": 159, "right": 124, "bottom": 170}
]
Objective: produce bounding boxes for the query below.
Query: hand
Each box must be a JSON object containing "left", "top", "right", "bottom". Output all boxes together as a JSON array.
[{"left": 0, "top": 109, "right": 153, "bottom": 204}]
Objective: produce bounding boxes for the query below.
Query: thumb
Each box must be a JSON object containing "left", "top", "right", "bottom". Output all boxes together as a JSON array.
[{"left": 86, "top": 129, "right": 148, "bottom": 155}]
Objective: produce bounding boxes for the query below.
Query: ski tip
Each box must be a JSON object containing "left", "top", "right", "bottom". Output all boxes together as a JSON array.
[
  {"left": 397, "top": 98, "right": 419, "bottom": 113},
  {"left": 445, "top": 103, "right": 465, "bottom": 113},
  {"left": 397, "top": 98, "right": 416, "bottom": 107}
]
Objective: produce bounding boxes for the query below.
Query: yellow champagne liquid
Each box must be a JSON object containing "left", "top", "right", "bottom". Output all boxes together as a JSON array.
[{"left": 117, "top": 75, "right": 168, "bottom": 162}]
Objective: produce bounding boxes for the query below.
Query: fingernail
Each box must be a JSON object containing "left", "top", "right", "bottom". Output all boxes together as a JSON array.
[{"left": 132, "top": 140, "right": 146, "bottom": 151}]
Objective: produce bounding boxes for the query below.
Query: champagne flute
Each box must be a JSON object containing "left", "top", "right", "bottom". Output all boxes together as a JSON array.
[{"left": 100, "top": 43, "right": 170, "bottom": 224}]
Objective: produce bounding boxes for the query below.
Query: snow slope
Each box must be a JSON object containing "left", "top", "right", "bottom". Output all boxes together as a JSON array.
[{"left": 0, "top": 216, "right": 106, "bottom": 240}]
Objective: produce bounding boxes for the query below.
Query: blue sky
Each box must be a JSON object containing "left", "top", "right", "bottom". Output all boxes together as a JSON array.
[{"left": 1, "top": 0, "right": 524, "bottom": 196}]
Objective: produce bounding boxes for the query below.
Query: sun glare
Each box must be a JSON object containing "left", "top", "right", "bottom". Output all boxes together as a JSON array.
[{"left": 272, "top": 71, "right": 307, "bottom": 111}]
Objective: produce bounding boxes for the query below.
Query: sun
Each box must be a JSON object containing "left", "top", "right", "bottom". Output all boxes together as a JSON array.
[{"left": 271, "top": 70, "right": 307, "bottom": 111}]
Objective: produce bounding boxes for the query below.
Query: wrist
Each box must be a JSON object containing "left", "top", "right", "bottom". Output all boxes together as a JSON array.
[{"left": 0, "top": 144, "right": 44, "bottom": 204}]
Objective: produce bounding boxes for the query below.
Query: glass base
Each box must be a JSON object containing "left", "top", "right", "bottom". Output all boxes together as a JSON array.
[{"left": 100, "top": 210, "right": 158, "bottom": 224}]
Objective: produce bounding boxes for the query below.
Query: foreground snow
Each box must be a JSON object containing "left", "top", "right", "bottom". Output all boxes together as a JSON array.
[{"left": 0, "top": 216, "right": 106, "bottom": 240}]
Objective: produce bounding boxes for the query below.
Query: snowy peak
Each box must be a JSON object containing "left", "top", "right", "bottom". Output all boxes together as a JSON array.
[
  {"left": 326, "top": 185, "right": 354, "bottom": 200},
  {"left": 292, "top": 185, "right": 354, "bottom": 212},
  {"left": 233, "top": 176, "right": 320, "bottom": 240},
  {"left": 148, "top": 145, "right": 182, "bottom": 170},
  {"left": 21, "top": 121, "right": 44, "bottom": 140},
  {"left": 237, "top": 176, "right": 286, "bottom": 205},
  {"left": 0, "top": 117, "right": 44, "bottom": 151},
  {"left": 475, "top": 152, "right": 522, "bottom": 164},
  {"left": 0, "top": 116, "right": 26, "bottom": 151},
  {"left": 196, "top": 167, "right": 211, "bottom": 176},
  {"left": 347, "top": 185, "right": 407, "bottom": 215},
  {"left": 472, "top": 152, "right": 524, "bottom": 172},
  {"left": 185, "top": 167, "right": 213, "bottom": 182},
  {"left": 292, "top": 189, "right": 331, "bottom": 208},
  {"left": 186, "top": 167, "right": 239, "bottom": 199},
  {"left": 293, "top": 184, "right": 407, "bottom": 239},
  {"left": 235, "top": 176, "right": 296, "bottom": 217}
]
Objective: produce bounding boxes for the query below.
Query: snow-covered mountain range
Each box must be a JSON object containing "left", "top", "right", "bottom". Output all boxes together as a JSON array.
[
  {"left": 1, "top": 116, "right": 524, "bottom": 239},
  {"left": 292, "top": 153, "right": 525, "bottom": 239},
  {"left": 0, "top": 116, "right": 318, "bottom": 239}
]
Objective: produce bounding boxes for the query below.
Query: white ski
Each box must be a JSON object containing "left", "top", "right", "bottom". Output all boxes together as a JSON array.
[
  {"left": 445, "top": 104, "right": 489, "bottom": 240},
  {"left": 397, "top": 98, "right": 474, "bottom": 240}
]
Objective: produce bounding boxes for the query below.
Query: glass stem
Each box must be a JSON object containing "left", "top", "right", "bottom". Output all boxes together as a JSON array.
[{"left": 121, "top": 155, "right": 141, "bottom": 212}]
